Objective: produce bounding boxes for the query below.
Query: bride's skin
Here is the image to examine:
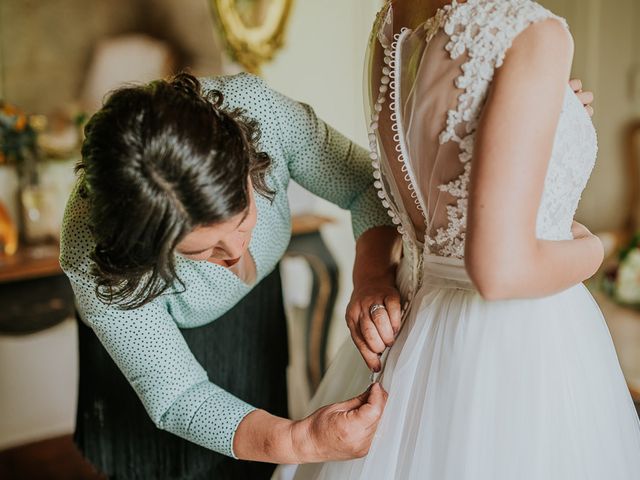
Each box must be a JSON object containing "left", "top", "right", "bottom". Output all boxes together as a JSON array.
[{"left": 350, "top": 0, "right": 598, "bottom": 371}]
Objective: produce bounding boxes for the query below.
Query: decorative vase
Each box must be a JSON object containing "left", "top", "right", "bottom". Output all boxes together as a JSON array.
[
  {"left": 18, "top": 152, "right": 49, "bottom": 245},
  {"left": 1, "top": 102, "right": 49, "bottom": 245},
  {"left": 16, "top": 149, "right": 49, "bottom": 244}
]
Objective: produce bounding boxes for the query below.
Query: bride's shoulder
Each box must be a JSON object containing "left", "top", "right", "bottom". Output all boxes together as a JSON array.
[
  {"left": 496, "top": 0, "right": 573, "bottom": 64},
  {"left": 451, "top": 0, "right": 568, "bottom": 34},
  {"left": 513, "top": 12, "right": 573, "bottom": 52},
  {"left": 492, "top": 7, "right": 574, "bottom": 92},
  {"left": 447, "top": 0, "right": 571, "bottom": 65}
]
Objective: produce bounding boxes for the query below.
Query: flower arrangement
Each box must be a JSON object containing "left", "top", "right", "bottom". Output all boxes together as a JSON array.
[
  {"left": 0, "top": 101, "right": 40, "bottom": 180},
  {"left": 0, "top": 101, "right": 85, "bottom": 249},
  {"left": 602, "top": 233, "right": 640, "bottom": 306}
]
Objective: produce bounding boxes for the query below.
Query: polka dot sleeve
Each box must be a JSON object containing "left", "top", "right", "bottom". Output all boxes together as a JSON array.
[
  {"left": 265, "top": 84, "right": 394, "bottom": 238},
  {"left": 59, "top": 186, "right": 255, "bottom": 458}
]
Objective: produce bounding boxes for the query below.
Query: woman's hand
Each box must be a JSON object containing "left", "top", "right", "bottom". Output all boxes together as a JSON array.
[
  {"left": 291, "top": 383, "right": 388, "bottom": 462},
  {"left": 349, "top": 226, "right": 403, "bottom": 371},
  {"left": 346, "top": 281, "right": 402, "bottom": 372},
  {"left": 570, "top": 78, "right": 594, "bottom": 117},
  {"left": 233, "top": 383, "right": 388, "bottom": 464}
]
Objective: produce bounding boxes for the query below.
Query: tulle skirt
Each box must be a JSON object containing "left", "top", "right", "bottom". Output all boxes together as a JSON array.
[{"left": 291, "top": 255, "right": 640, "bottom": 480}]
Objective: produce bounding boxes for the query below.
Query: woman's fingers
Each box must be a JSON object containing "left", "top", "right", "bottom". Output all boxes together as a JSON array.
[
  {"left": 310, "top": 383, "right": 388, "bottom": 459},
  {"left": 370, "top": 306, "right": 395, "bottom": 346},
  {"left": 349, "top": 325, "right": 381, "bottom": 371},
  {"left": 337, "top": 383, "right": 372, "bottom": 411},
  {"left": 384, "top": 294, "right": 402, "bottom": 334},
  {"left": 576, "top": 90, "right": 595, "bottom": 115},
  {"left": 569, "top": 78, "right": 595, "bottom": 115},
  {"left": 359, "top": 313, "right": 387, "bottom": 354},
  {"left": 346, "top": 290, "right": 404, "bottom": 372},
  {"left": 576, "top": 90, "right": 594, "bottom": 106},
  {"left": 569, "top": 78, "right": 582, "bottom": 93},
  {"left": 349, "top": 383, "right": 388, "bottom": 427}
]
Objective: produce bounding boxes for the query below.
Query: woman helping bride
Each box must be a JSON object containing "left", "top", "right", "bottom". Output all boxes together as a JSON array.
[{"left": 291, "top": 0, "right": 640, "bottom": 478}]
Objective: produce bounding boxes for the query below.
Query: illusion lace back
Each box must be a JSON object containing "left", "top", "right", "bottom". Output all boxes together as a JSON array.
[{"left": 366, "top": 0, "right": 598, "bottom": 259}]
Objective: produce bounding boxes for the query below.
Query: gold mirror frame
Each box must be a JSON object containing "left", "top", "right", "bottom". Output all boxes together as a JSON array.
[{"left": 211, "top": 0, "right": 295, "bottom": 74}]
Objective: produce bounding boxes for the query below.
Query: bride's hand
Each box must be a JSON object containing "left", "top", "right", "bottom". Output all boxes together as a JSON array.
[
  {"left": 291, "top": 383, "right": 388, "bottom": 462},
  {"left": 571, "top": 220, "right": 593, "bottom": 240},
  {"left": 571, "top": 220, "right": 604, "bottom": 268},
  {"left": 570, "top": 78, "right": 594, "bottom": 117},
  {"left": 346, "top": 282, "right": 402, "bottom": 372}
]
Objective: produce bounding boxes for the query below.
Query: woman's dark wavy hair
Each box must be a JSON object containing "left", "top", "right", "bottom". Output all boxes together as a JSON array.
[{"left": 77, "top": 72, "right": 275, "bottom": 310}]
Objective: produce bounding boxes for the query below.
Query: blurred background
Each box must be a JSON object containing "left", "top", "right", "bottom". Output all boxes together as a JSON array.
[{"left": 1, "top": 0, "right": 640, "bottom": 478}]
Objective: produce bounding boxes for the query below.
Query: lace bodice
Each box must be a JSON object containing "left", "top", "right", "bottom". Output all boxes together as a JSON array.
[{"left": 366, "top": 0, "right": 598, "bottom": 263}]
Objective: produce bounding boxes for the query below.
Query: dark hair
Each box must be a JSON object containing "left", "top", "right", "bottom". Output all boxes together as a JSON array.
[{"left": 77, "top": 72, "right": 275, "bottom": 310}]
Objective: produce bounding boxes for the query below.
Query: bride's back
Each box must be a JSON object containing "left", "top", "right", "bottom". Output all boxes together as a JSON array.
[{"left": 366, "top": 0, "right": 597, "bottom": 259}]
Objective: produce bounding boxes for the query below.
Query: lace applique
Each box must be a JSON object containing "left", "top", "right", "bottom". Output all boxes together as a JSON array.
[
  {"left": 430, "top": 0, "right": 568, "bottom": 258},
  {"left": 535, "top": 89, "right": 598, "bottom": 240}
]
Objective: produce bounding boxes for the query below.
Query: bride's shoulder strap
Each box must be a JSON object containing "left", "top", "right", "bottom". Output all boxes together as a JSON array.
[
  {"left": 444, "top": 0, "right": 568, "bottom": 68},
  {"left": 437, "top": 0, "right": 569, "bottom": 144}
]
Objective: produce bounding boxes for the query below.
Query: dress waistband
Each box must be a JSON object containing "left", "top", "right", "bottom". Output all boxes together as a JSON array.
[{"left": 421, "top": 254, "right": 476, "bottom": 292}]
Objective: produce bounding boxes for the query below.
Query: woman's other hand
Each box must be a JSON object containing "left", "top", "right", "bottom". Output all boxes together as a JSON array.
[
  {"left": 349, "top": 226, "right": 403, "bottom": 372},
  {"left": 569, "top": 78, "right": 594, "bottom": 116},
  {"left": 233, "top": 384, "right": 388, "bottom": 464},
  {"left": 346, "top": 282, "right": 402, "bottom": 372}
]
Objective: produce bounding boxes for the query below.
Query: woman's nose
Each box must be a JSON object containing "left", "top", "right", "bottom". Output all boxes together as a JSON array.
[{"left": 220, "top": 238, "right": 246, "bottom": 259}]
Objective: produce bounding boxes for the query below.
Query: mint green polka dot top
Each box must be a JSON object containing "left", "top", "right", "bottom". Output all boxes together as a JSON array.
[{"left": 59, "top": 73, "right": 392, "bottom": 458}]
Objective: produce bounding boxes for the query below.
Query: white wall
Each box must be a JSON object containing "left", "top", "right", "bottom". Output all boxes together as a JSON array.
[{"left": 0, "top": 320, "right": 78, "bottom": 450}]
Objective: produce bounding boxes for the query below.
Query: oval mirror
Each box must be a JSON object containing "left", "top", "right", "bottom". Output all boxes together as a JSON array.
[{"left": 210, "top": 0, "right": 295, "bottom": 74}]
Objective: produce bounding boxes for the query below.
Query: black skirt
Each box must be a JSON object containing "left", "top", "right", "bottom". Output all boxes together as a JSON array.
[{"left": 75, "top": 267, "right": 289, "bottom": 480}]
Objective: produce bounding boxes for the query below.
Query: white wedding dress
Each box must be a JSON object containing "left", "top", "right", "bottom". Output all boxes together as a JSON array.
[{"left": 291, "top": 1, "right": 640, "bottom": 479}]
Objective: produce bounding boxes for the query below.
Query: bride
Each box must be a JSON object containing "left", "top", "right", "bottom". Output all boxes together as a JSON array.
[{"left": 293, "top": 0, "right": 640, "bottom": 478}]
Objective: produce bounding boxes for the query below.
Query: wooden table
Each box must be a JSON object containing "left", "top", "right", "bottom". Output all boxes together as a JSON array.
[
  {"left": 0, "top": 243, "right": 75, "bottom": 335},
  {"left": 0, "top": 244, "right": 63, "bottom": 283}
]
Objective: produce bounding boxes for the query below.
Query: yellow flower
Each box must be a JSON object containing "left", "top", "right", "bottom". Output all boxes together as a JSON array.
[
  {"left": 2, "top": 103, "right": 19, "bottom": 116},
  {"left": 14, "top": 114, "right": 27, "bottom": 131}
]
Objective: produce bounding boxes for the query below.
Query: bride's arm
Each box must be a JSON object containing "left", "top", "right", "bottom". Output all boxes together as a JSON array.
[{"left": 465, "top": 19, "right": 603, "bottom": 300}]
